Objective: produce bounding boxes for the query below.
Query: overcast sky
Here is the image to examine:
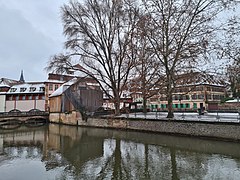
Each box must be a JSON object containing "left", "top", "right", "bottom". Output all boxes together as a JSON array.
[{"left": 0, "top": 0, "right": 70, "bottom": 82}]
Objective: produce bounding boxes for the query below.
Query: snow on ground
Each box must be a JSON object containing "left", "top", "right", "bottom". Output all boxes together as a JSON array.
[{"left": 117, "top": 112, "right": 240, "bottom": 123}]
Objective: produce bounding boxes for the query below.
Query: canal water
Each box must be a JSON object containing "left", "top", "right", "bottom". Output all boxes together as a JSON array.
[{"left": 1, "top": 124, "right": 240, "bottom": 180}]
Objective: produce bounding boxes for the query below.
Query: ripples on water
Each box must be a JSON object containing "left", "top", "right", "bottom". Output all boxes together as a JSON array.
[{"left": 1, "top": 124, "right": 240, "bottom": 180}]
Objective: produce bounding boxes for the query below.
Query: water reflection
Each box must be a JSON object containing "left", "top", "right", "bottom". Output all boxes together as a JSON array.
[{"left": 1, "top": 124, "right": 240, "bottom": 179}]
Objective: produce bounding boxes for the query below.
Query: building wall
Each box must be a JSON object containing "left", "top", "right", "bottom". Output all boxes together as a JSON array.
[
  {"left": 0, "top": 95, "right": 6, "bottom": 112},
  {"left": 45, "top": 82, "right": 64, "bottom": 111},
  {"left": 49, "top": 111, "right": 82, "bottom": 125},
  {"left": 131, "top": 84, "right": 226, "bottom": 111},
  {"left": 49, "top": 96, "right": 62, "bottom": 112},
  {"left": 78, "top": 89, "right": 103, "bottom": 112},
  {"left": 5, "top": 99, "right": 45, "bottom": 112},
  {"left": 5, "top": 101, "right": 14, "bottom": 111}
]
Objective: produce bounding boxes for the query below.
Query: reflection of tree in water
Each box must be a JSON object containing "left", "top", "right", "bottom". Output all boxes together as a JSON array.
[
  {"left": 80, "top": 139, "right": 175, "bottom": 179},
  {"left": 174, "top": 150, "right": 209, "bottom": 179},
  {"left": 4, "top": 125, "right": 240, "bottom": 179},
  {"left": 46, "top": 128, "right": 213, "bottom": 179},
  {"left": 45, "top": 127, "right": 105, "bottom": 179}
]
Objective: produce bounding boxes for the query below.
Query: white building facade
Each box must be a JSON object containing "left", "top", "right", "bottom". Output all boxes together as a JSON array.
[{"left": 4, "top": 82, "right": 45, "bottom": 112}]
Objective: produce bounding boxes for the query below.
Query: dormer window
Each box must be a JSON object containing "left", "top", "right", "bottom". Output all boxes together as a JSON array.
[
  {"left": 29, "top": 87, "right": 36, "bottom": 92},
  {"left": 10, "top": 88, "right": 17, "bottom": 92},
  {"left": 40, "top": 87, "right": 45, "bottom": 92},
  {"left": 20, "top": 87, "right": 27, "bottom": 92}
]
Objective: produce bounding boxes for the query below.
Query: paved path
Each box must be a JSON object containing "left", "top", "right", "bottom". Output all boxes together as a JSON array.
[{"left": 118, "top": 112, "right": 240, "bottom": 123}]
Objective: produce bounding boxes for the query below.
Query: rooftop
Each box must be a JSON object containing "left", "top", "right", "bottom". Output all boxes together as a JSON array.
[{"left": 6, "top": 82, "right": 45, "bottom": 94}]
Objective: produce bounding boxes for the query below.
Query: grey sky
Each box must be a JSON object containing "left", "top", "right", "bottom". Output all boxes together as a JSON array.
[{"left": 0, "top": 0, "right": 69, "bottom": 81}]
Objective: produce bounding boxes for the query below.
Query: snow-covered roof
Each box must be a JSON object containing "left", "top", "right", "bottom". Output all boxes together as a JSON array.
[
  {"left": 0, "top": 81, "right": 10, "bottom": 88},
  {"left": 49, "top": 77, "right": 78, "bottom": 98},
  {"left": 226, "top": 99, "right": 240, "bottom": 103},
  {"left": 86, "top": 82, "right": 100, "bottom": 86},
  {"left": 0, "top": 78, "right": 19, "bottom": 87},
  {"left": 6, "top": 82, "right": 45, "bottom": 94},
  {"left": 44, "top": 79, "right": 65, "bottom": 84}
]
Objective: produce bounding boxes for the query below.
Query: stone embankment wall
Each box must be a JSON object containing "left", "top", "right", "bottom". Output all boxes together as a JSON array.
[
  {"left": 49, "top": 111, "right": 82, "bottom": 125},
  {"left": 49, "top": 112, "right": 240, "bottom": 141},
  {"left": 77, "top": 117, "right": 240, "bottom": 141}
]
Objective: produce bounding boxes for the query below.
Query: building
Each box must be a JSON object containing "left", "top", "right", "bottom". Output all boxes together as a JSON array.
[
  {"left": 49, "top": 77, "right": 103, "bottom": 124},
  {"left": 5, "top": 82, "right": 45, "bottom": 112},
  {"left": 44, "top": 73, "right": 75, "bottom": 111},
  {"left": 129, "top": 72, "right": 227, "bottom": 111},
  {"left": 102, "top": 90, "right": 132, "bottom": 110},
  {"left": 0, "top": 71, "right": 45, "bottom": 112},
  {"left": 44, "top": 64, "right": 88, "bottom": 111},
  {"left": 0, "top": 78, "right": 19, "bottom": 112}
]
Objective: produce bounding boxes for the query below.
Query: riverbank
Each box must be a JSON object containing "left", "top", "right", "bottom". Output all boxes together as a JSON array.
[
  {"left": 74, "top": 116, "right": 240, "bottom": 142},
  {"left": 47, "top": 111, "right": 240, "bottom": 141}
]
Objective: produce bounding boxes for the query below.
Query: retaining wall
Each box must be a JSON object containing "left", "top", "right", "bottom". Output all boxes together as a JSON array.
[{"left": 77, "top": 117, "right": 240, "bottom": 141}]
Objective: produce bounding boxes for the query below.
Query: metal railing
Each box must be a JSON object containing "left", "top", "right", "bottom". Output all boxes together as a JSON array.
[{"left": 119, "top": 111, "right": 240, "bottom": 123}]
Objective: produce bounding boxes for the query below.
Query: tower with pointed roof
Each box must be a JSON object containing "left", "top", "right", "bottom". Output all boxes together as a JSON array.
[{"left": 19, "top": 70, "right": 25, "bottom": 83}]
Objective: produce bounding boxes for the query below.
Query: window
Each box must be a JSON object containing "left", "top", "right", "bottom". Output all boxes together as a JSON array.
[
  {"left": 193, "top": 103, "right": 197, "bottom": 109},
  {"left": 185, "top": 95, "right": 190, "bottom": 100},
  {"left": 29, "top": 95, "right": 32, "bottom": 100},
  {"left": 10, "top": 88, "right": 17, "bottom": 92},
  {"left": 40, "top": 87, "right": 45, "bottom": 92},
  {"left": 54, "top": 85, "right": 59, "bottom": 91},
  {"left": 22, "top": 96, "right": 26, "bottom": 100},
  {"left": 191, "top": 94, "right": 197, "bottom": 100},
  {"left": 49, "top": 84, "right": 53, "bottom": 91},
  {"left": 198, "top": 94, "right": 204, "bottom": 99},
  {"left": 206, "top": 95, "right": 212, "bottom": 100},
  {"left": 206, "top": 86, "right": 211, "bottom": 91},
  {"left": 196, "top": 86, "right": 203, "bottom": 91},
  {"left": 186, "top": 103, "right": 190, "bottom": 108},
  {"left": 30, "top": 87, "right": 36, "bottom": 92},
  {"left": 20, "top": 87, "right": 26, "bottom": 92},
  {"left": 213, "top": 95, "right": 220, "bottom": 100}
]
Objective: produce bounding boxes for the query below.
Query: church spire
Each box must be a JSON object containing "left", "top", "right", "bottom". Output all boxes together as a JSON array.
[{"left": 19, "top": 70, "right": 25, "bottom": 83}]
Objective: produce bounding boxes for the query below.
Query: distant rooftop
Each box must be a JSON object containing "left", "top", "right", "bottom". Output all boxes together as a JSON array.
[
  {"left": 0, "top": 78, "right": 19, "bottom": 87},
  {"left": 6, "top": 82, "right": 45, "bottom": 94}
]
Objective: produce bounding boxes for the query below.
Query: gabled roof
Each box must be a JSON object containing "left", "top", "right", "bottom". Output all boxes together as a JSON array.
[
  {"left": 49, "top": 77, "right": 78, "bottom": 98},
  {"left": 0, "top": 81, "right": 10, "bottom": 88},
  {"left": 0, "top": 78, "right": 19, "bottom": 87},
  {"left": 175, "top": 71, "right": 227, "bottom": 87}
]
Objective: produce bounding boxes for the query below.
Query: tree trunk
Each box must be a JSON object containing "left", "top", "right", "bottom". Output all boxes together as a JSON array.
[
  {"left": 170, "top": 148, "right": 179, "bottom": 180},
  {"left": 114, "top": 94, "right": 121, "bottom": 116},
  {"left": 167, "top": 74, "right": 174, "bottom": 118},
  {"left": 143, "top": 96, "right": 148, "bottom": 114},
  {"left": 113, "top": 139, "right": 122, "bottom": 179},
  {"left": 167, "top": 93, "right": 174, "bottom": 118}
]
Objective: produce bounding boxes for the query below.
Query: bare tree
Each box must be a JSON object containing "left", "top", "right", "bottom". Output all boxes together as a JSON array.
[
  {"left": 226, "top": 63, "right": 240, "bottom": 98},
  {"left": 46, "top": 0, "right": 139, "bottom": 115},
  {"left": 142, "top": 0, "right": 239, "bottom": 118},
  {"left": 220, "top": 16, "right": 240, "bottom": 97},
  {"left": 131, "top": 15, "right": 164, "bottom": 113}
]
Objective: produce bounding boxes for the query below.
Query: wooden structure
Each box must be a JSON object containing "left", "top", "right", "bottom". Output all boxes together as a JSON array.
[{"left": 49, "top": 77, "right": 103, "bottom": 124}]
